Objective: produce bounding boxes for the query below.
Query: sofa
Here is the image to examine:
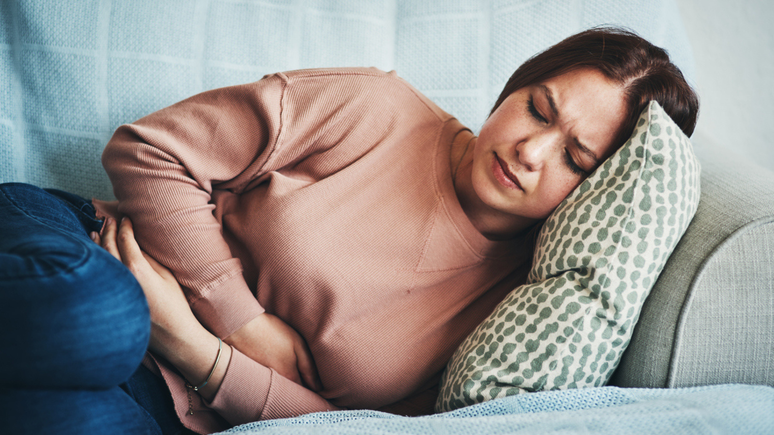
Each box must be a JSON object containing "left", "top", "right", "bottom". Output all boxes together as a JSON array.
[{"left": 2, "top": 0, "right": 773, "bottom": 433}]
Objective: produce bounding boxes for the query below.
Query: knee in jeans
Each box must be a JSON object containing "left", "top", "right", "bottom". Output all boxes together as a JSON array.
[{"left": 0, "top": 242, "right": 151, "bottom": 389}]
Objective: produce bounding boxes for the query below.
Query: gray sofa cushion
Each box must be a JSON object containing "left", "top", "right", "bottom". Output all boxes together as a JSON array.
[{"left": 609, "top": 134, "right": 774, "bottom": 388}]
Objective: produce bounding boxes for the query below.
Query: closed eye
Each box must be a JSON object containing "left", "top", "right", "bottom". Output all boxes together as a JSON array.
[
  {"left": 564, "top": 149, "right": 588, "bottom": 176},
  {"left": 527, "top": 97, "right": 547, "bottom": 123}
]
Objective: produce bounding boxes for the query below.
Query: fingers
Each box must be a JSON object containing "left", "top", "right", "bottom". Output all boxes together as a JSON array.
[
  {"left": 277, "top": 361, "right": 303, "bottom": 385},
  {"left": 91, "top": 199, "right": 119, "bottom": 220},
  {"left": 98, "top": 217, "right": 152, "bottom": 278},
  {"left": 99, "top": 217, "right": 122, "bottom": 261},
  {"left": 94, "top": 218, "right": 175, "bottom": 283},
  {"left": 115, "top": 218, "right": 148, "bottom": 273},
  {"left": 295, "top": 341, "right": 322, "bottom": 392}
]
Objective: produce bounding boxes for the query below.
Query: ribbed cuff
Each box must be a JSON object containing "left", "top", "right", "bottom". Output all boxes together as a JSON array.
[
  {"left": 189, "top": 273, "right": 265, "bottom": 338},
  {"left": 261, "top": 369, "right": 340, "bottom": 420},
  {"left": 206, "top": 348, "right": 272, "bottom": 426}
]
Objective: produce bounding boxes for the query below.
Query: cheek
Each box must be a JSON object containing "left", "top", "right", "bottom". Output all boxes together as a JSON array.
[
  {"left": 470, "top": 141, "right": 496, "bottom": 186},
  {"left": 470, "top": 155, "right": 493, "bottom": 200},
  {"left": 536, "top": 171, "right": 583, "bottom": 212},
  {"left": 471, "top": 138, "right": 487, "bottom": 162}
]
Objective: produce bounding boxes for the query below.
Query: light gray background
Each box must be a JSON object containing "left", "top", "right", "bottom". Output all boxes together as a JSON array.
[{"left": 676, "top": 0, "right": 774, "bottom": 171}]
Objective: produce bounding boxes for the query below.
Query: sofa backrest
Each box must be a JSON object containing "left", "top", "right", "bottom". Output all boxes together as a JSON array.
[{"left": 1, "top": 0, "right": 695, "bottom": 199}]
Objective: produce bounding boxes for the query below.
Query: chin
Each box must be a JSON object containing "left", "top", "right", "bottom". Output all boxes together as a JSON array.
[{"left": 473, "top": 181, "right": 519, "bottom": 216}]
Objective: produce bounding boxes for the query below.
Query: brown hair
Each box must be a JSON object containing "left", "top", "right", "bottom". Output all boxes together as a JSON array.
[{"left": 492, "top": 27, "right": 699, "bottom": 149}]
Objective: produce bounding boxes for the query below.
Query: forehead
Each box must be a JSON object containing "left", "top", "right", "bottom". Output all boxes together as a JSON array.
[{"left": 540, "top": 68, "right": 627, "bottom": 158}]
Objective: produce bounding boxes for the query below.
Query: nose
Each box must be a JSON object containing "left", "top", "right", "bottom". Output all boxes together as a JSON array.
[{"left": 515, "top": 130, "right": 558, "bottom": 172}]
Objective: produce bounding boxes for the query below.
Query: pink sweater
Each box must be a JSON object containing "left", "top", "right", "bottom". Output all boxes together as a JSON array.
[{"left": 103, "top": 68, "right": 530, "bottom": 433}]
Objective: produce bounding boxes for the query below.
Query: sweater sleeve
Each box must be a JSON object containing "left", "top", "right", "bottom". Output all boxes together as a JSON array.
[
  {"left": 102, "top": 74, "right": 290, "bottom": 337},
  {"left": 103, "top": 68, "right": 405, "bottom": 337},
  {"left": 206, "top": 349, "right": 338, "bottom": 425},
  {"left": 146, "top": 349, "right": 337, "bottom": 433}
]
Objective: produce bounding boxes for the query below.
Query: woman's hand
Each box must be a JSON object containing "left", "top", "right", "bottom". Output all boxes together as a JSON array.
[
  {"left": 94, "top": 217, "right": 201, "bottom": 350},
  {"left": 93, "top": 217, "right": 321, "bottom": 394},
  {"left": 225, "top": 314, "right": 322, "bottom": 391},
  {"left": 92, "top": 217, "right": 231, "bottom": 400}
]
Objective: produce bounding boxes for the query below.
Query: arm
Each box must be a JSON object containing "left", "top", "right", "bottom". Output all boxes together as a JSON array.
[
  {"left": 102, "top": 73, "right": 318, "bottom": 386},
  {"left": 102, "top": 69, "right": 394, "bottom": 337},
  {"left": 102, "top": 76, "right": 287, "bottom": 339},
  {"left": 94, "top": 218, "right": 336, "bottom": 423}
]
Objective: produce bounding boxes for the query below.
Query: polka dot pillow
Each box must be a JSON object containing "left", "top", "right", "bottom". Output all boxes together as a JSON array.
[{"left": 436, "top": 101, "right": 701, "bottom": 412}]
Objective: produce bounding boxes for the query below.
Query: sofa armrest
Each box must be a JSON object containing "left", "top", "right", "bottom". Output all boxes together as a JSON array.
[{"left": 609, "top": 133, "right": 774, "bottom": 388}]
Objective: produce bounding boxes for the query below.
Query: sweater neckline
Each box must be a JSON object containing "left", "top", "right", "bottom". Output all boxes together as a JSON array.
[{"left": 434, "top": 120, "right": 528, "bottom": 259}]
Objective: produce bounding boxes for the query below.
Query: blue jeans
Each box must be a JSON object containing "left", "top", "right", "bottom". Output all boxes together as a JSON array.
[{"left": 0, "top": 183, "right": 194, "bottom": 435}]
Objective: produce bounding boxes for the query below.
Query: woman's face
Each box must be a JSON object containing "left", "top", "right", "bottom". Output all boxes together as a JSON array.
[{"left": 471, "top": 68, "right": 627, "bottom": 224}]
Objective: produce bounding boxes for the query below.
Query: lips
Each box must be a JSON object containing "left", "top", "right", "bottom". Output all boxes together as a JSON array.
[{"left": 493, "top": 153, "right": 523, "bottom": 191}]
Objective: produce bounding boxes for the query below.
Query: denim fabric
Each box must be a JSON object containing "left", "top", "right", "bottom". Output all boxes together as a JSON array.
[
  {"left": 0, "top": 386, "right": 161, "bottom": 435},
  {"left": 0, "top": 183, "right": 192, "bottom": 435},
  {"left": 123, "top": 365, "right": 199, "bottom": 435}
]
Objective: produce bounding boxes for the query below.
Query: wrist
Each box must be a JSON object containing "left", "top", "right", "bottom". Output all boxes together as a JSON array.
[
  {"left": 146, "top": 305, "right": 231, "bottom": 389},
  {"left": 185, "top": 337, "right": 223, "bottom": 391},
  {"left": 172, "top": 332, "right": 232, "bottom": 401},
  {"left": 223, "top": 314, "right": 264, "bottom": 345},
  {"left": 149, "top": 322, "right": 209, "bottom": 365},
  {"left": 150, "top": 324, "right": 220, "bottom": 377},
  {"left": 191, "top": 339, "right": 232, "bottom": 401}
]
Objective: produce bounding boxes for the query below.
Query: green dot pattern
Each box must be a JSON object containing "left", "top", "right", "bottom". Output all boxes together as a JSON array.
[{"left": 436, "top": 101, "right": 701, "bottom": 412}]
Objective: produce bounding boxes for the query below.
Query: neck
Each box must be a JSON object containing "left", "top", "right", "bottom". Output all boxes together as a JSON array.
[{"left": 451, "top": 136, "right": 538, "bottom": 241}]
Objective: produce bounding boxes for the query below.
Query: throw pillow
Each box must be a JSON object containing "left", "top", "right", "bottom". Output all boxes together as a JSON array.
[{"left": 436, "top": 101, "right": 701, "bottom": 412}]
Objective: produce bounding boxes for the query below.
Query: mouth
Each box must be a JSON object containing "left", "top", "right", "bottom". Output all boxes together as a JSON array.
[{"left": 492, "top": 153, "right": 523, "bottom": 191}]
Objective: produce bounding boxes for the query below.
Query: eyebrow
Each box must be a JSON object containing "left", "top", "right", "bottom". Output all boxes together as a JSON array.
[{"left": 538, "top": 84, "right": 600, "bottom": 165}]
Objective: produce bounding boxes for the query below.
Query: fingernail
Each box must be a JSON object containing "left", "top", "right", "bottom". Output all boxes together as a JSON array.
[
  {"left": 89, "top": 232, "right": 97, "bottom": 241},
  {"left": 121, "top": 216, "right": 126, "bottom": 223}
]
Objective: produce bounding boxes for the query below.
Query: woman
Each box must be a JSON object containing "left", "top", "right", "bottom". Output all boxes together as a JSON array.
[{"left": 0, "top": 27, "right": 698, "bottom": 434}]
